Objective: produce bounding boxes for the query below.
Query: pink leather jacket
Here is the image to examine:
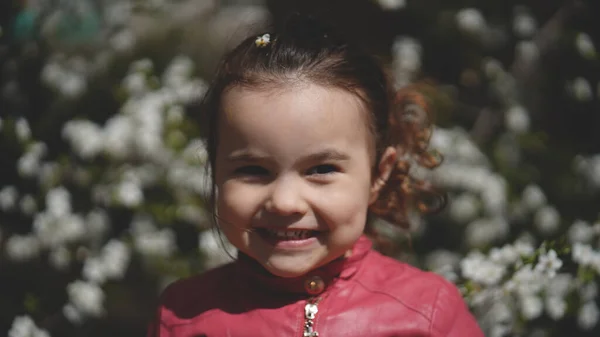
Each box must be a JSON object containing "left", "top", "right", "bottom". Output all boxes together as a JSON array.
[{"left": 148, "top": 236, "right": 484, "bottom": 337}]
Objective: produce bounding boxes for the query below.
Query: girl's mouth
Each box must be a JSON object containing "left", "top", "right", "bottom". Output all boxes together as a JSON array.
[
  {"left": 259, "top": 228, "right": 318, "bottom": 240},
  {"left": 255, "top": 228, "right": 322, "bottom": 249}
]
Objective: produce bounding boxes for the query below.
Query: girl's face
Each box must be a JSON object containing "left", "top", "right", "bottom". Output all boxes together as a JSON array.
[{"left": 215, "top": 83, "right": 393, "bottom": 278}]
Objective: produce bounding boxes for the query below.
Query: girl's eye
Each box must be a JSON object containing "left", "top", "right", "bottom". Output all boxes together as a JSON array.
[
  {"left": 306, "top": 164, "right": 339, "bottom": 176},
  {"left": 234, "top": 165, "right": 269, "bottom": 176}
]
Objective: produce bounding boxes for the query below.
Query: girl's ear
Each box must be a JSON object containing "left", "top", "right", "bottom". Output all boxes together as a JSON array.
[{"left": 369, "top": 146, "right": 397, "bottom": 205}]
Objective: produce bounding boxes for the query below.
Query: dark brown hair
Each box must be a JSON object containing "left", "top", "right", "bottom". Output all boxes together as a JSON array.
[{"left": 202, "top": 14, "right": 445, "bottom": 247}]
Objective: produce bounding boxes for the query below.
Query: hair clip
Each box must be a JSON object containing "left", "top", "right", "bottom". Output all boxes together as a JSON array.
[{"left": 255, "top": 33, "right": 271, "bottom": 48}]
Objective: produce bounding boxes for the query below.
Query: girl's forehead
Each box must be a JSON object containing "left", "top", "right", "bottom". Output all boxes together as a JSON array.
[
  {"left": 221, "top": 83, "right": 368, "bottom": 124},
  {"left": 217, "top": 84, "right": 374, "bottom": 156}
]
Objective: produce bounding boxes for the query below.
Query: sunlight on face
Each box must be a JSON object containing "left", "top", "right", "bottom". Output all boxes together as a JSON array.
[{"left": 215, "top": 83, "right": 376, "bottom": 277}]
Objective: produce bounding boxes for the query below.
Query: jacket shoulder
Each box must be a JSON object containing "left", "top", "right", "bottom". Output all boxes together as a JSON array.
[
  {"left": 356, "top": 251, "right": 465, "bottom": 321},
  {"left": 157, "top": 262, "right": 237, "bottom": 324},
  {"left": 355, "top": 251, "right": 483, "bottom": 336}
]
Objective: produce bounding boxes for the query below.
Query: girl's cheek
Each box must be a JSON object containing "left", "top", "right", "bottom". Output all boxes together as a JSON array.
[{"left": 220, "top": 183, "right": 263, "bottom": 212}]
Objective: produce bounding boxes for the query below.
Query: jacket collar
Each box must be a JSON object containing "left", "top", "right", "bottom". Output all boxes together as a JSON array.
[{"left": 235, "top": 235, "right": 372, "bottom": 296}]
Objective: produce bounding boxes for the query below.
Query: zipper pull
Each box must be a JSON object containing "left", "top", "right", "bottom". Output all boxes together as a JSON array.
[
  {"left": 303, "top": 302, "right": 319, "bottom": 337},
  {"left": 303, "top": 276, "right": 325, "bottom": 337}
]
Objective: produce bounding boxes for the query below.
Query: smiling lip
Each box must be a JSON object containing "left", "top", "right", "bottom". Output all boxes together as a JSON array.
[{"left": 255, "top": 228, "right": 323, "bottom": 250}]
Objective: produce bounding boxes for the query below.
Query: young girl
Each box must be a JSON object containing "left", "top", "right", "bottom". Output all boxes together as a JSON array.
[{"left": 148, "top": 14, "right": 484, "bottom": 337}]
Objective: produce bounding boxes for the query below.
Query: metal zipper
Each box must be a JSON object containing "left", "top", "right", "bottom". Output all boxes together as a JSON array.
[{"left": 303, "top": 297, "right": 322, "bottom": 337}]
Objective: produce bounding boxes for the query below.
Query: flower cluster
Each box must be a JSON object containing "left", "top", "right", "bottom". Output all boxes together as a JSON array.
[
  {"left": 1, "top": 55, "right": 218, "bottom": 333},
  {"left": 2, "top": 1, "right": 599, "bottom": 337}
]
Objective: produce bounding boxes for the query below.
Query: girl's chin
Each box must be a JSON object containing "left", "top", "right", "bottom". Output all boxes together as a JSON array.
[{"left": 262, "top": 254, "right": 325, "bottom": 278}]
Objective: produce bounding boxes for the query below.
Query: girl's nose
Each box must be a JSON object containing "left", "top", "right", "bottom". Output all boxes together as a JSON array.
[{"left": 264, "top": 177, "right": 309, "bottom": 216}]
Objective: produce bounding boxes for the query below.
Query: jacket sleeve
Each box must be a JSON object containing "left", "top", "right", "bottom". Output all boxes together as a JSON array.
[
  {"left": 146, "top": 284, "right": 176, "bottom": 337},
  {"left": 430, "top": 283, "right": 484, "bottom": 337},
  {"left": 146, "top": 303, "right": 171, "bottom": 337}
]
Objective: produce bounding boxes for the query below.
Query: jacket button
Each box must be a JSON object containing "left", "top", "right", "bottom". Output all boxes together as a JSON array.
[{"left": 304, "top": 276, "right": 325, "bottom": 295}]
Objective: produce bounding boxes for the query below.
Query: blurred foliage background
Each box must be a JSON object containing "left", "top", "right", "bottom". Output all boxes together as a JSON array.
[{"left": 1, "top": 0, "right": 599, "bottom": 336}]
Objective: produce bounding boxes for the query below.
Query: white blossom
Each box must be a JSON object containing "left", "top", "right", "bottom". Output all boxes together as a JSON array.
[
  {"left": 579, "top": 282, "right": 598, "bottom": 302},
  {"left": 466, "top": 217, "right": 508, "bottom": 248},
  {"left": 130, "top": 214, "right": 157, "bottom": 235},
  {"left": 482, "top": 58, "right": 504, "bottom": 79},
  {"left": 38, "top": 162, "right": 59, "bottom": 188},
  {"left": 110, "top": 29, "right": 135, "bottom": 52},
  {"left": 45, "top": 187, "right": 71, "bottom": 217},
  {"left": 572, "top": 243, "right": 595, "bottom": 266},
  {"left": 103, "top": 115, "right": 134, "bottom": 159},
  {"left": 0, "top": 185, "right": 18, "bottom": 211},
  {"left": 575, "top": 32, "right": 596, "bottom": 59},
  {"left": 49, "top": 245, "right": 71, "bottom": 270},
  {"left": 489, "top": 244, "right": 520, "bottom": 266},
  {"left": 101, "top": 239, "right": 131, "bottom": 279},
  {"left": 574, "top": 154, "right": 600, "bottom": 187},
  {"left": 8, "top": 315, "right": 51, "bottom": 337},
  {"left": 85, "top": 209, "right": 110, "bottom": 242},
  {"left": 177, "top": 204, "right": 209, "bottom": 224},
  {"left": 433, "top": 264, "right": 458, "bottom": 282},
  {"left": 166, "top": 105, "right": 185, "bottom": 124},
  {"left": 82, "top": 256, "right": 107, "bottom": 283},
  {"left": 513, "top": 11, "right": 537, "bottom": 38},
  {"left": 578, "top": 301, "right": 599, "bottom": 330},
  {"left": 456, "top": 8, "right": 486, "bottom": 35},
  {"left": 533, "top": 205, "right": 560, "bottom": 236},
  {"left": 528, "top": 329, "right": 550, "bottom": 337},
  {"left": 15, "top": 118, "right": 31, "bottom": 141},
  {"left": 62, "top": 304, "right": 83, "bottom": 325},
  {"left": 182, "top": 139, "right": 209, "bottom": 164},
  {"left": 163, "top": 56, "right": 194, "bottom": 88},
  {"left": 107, "top": 0, "right": 134, "bottom": 24},
  {"left": 65, "top": 280, "right": 105, "bottom": 319},
  {"left": 38, "top": 213, "right": 86, "bottom": 247},
  {"left": 425, "top": 250, "right": 462, "bottom": 271},
  {"left": 506, "top": 264, "right": 545, "bottom": 295},
  {"left": 59, "top": 73, "right": 86, "bottom": 98},
  {"left": 520, "top": 295, "right": 543, "bottom": 320},
  {"left": 123, "top": 72, "right": 147, "bottom": 96},
  {"left": 41, "top": 61, "right": 64, "bottom": 87},
  {"left": 17, "top": 153, "right": 40, "bottom": 177},
  {"left": 62, "top": 120, "right": 104, "bottom": 159},
  {"left": 568, "top": 219, "right": 594, "bottom": 244},
  {"left": 134, "top": 229, "right": 176, "bottom": 257},
  {"left": 545, "top": 273, "right": 573, "bottom": 297},
  {"left": 569, "top": 77, "right": 593, "bottom": 102},
  {"left": 449, "top": 193, "right": 479, "bottom": 223},
  {"left": 514, "top": 238, "right": 536, "bottom": 257},
  {"left": 199, "top": 229, "right": 236, "bottom": 269},
  {"left": 19, "top": 195, "right": 38, "bottom": 215},
  {"left": 534, "top": 249, "right": 562, "bottom": 277},
  {"left": 489, "top": 324, "right": 511, "bottom": 337},
  {"left": 376, "top": 0, "right": 406, "bottom": 10},
  {"left": 82, "top": 239, "right": 130, "bottom": 283},
  {"left": 460, "top": 252, "right": 505, "bottom": 285},
  {"left": 131, "top": 59, "right": 153, "bottom": 73},
  {"left": 392, "top": 37, "right": 422, "bottom": 74},
  {"left": 521, "top": 184, "right": 546, "bottom": 211},
  {"left": 486, "top": 300, "right": 514, "bottom": 326},
  {"left": 116, "top": 180, "right": 144, "bottom": 207},
  {"left": 5, "top": 235, "right": 41, "bottom": 261},
  {"left": 505, "top": 105, "right": 530, "bottom": 134},
  {"left": 515, "top": 41, "right": 539, "bottom": 63}
]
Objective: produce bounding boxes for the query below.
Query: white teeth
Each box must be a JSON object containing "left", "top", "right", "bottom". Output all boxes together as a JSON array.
[{"left": 264, "top": 229, "right": 314, "bottom": 240}]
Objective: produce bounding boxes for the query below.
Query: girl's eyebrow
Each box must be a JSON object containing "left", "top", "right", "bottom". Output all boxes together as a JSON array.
[
  {"left": 305, "top": 149, "right": 350, "bottom": 162},
  {"left": 227, "top": 150, "right": 266, "bottom": 162},
  {"left": 226, "top": 149, "right": 350, "bottom": 162}
]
